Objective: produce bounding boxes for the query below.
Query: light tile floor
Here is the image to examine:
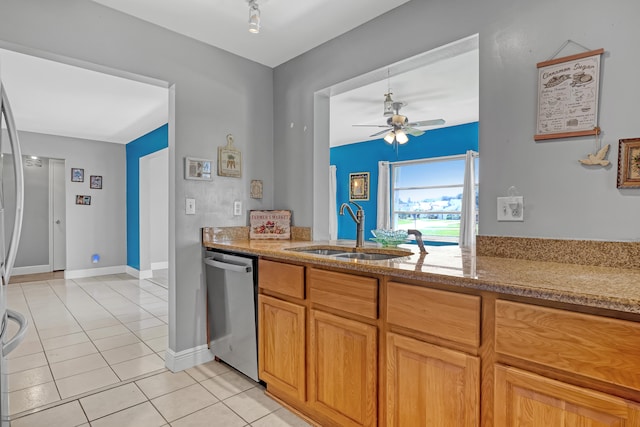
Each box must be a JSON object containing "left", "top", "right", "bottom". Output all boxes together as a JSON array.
[{"left": 5, "top": 274, "right": 310, "bottom": 427}]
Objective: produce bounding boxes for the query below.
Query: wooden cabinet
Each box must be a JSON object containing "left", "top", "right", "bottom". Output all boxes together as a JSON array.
[
  {"left": 258, "top": 294, "right": 306, "bottom": 402},
  {"left": 495, "top": 364, "right": 640, "bottom": 426},
  {"left": 308, "top": 309, "right": 377, "bottom": 427},
  {"left": 386, "top": 332, "right": 480, "bottom": 426}
]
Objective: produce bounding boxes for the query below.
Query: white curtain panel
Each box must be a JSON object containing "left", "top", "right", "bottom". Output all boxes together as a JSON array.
[
  {"left": 377, "top": 161, "right": 391, "bottom": 230},
  {"left": 459, "top": 150, "right": 478, "bottom": 247},
  {"left": 329, "top": 165, "right": 338, "bottom": 240}
]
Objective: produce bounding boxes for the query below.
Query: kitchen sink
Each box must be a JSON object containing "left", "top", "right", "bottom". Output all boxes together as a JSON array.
[
  {"left": 334, "top": 252, "right": 403, "bottom": 261},
  {"left": 290, "top": 248, "right": 346, "bottom": 256}
]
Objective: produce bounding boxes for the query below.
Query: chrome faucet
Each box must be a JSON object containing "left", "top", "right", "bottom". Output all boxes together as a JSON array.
[
  {"left": 339, "top": 202, "right": 365, "bottom": 248},
  {"left": 407, "top": 229, "right": 428, "bottom": 254}
]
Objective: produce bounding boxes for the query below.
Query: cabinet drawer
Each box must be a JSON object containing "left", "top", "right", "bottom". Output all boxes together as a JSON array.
[
  {"left": 387, "top": 281, "right": 481, "bottom": 347},
  {"left": 496, "top": 300, "right": 640, "bottom": 392},
  {"left": 308, "top": 268, "right": 378, "bottom": 319},
  {"left": 259, "top": 259, "right": 305, "bottom": 299}
]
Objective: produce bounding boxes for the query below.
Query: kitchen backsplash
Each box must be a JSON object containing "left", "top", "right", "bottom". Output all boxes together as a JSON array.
[{"left": 202, "top": 226, "right": 312, "bottom": 243}]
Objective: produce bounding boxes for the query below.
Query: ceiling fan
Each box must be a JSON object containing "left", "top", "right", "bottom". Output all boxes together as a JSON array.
[{"left": 353, "top": 93, "right": 445, "bottom": 144}]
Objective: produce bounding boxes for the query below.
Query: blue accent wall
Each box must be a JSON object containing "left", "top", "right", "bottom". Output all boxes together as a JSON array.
[
  {"left": 126, "top": 124, "right": 168, "bottom": 270},
  {"left": 330, "top": 122, "right": 478, "bottom": 241}
]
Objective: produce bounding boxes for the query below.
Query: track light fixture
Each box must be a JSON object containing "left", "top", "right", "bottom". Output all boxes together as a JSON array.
[{"left": 248, "top": 0, "right": 260, "bottom": 34}]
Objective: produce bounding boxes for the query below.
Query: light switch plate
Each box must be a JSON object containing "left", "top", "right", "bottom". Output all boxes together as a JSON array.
[
  {"left": 497, "top": 196, "right": 523, "bottom": 221},
  {"left": 233, "top": 200, "right": 242, "bottom": 216},
  {"left": 186, "top": 198, "right": 196, "bottom": 215}
]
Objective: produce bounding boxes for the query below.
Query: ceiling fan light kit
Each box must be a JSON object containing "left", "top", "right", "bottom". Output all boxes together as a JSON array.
[{"left": 248, "top": 0, "right": 260, "bottom": 34}]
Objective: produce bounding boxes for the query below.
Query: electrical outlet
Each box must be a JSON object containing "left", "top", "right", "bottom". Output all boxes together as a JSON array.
[
  {"left": 233, "top": 200, "right": 242, "bottom": 216},
  {"left": 186, "top": 198, "right": 196, "bottom": 215},
  {"left": 497, "top": 196, "right": 523, "bottom": 221}
]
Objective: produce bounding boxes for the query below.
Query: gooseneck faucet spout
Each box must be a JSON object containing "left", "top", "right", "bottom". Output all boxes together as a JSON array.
[{"left": 339, "top": 202, "right": 365, "bottom": 248}]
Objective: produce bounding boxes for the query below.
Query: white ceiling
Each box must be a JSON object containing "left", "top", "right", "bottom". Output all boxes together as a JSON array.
[
  {"left": 91, "top": 0, "right": 412, "bottom": 68},
  {"left": 0, "top": 1, "right": 477, "bottom": 147}
]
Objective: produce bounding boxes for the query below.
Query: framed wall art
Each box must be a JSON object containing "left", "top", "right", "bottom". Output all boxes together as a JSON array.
[
  {"left": 71, "top": 168, "right": 84, "bottom": 182},
  {"left": 75, "top": 195, "right": 91, "bottom": 205},
  {"left": 250, "top": 210, "right": 291, "bottom": 240},
  {"left": 535, "top": 48, "right": 604, "bottom": 141},
  {"left": 218, "top": 134, "right": 242, "bottom": 178},
  {"left": 617, "top": 138, "right": 640, "bottom": 189},
  {"left": 184, "top": 157, "right": 212, "bottom": 181},
  {"left": 349, "top": 172, "right": 369, "bottom": 201},
  {"left": 90, "top": 175, "right": 103, "bottom": 189},
  {"left": 250, "top": 179, "right": 263, "bottom": 199}
]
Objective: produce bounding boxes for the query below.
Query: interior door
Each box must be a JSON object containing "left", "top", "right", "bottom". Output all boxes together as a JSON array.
[{"left": 51, "top": 159, "right": 66, "bottom": 271}]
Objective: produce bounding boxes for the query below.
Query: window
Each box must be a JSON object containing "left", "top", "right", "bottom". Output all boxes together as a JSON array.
[{"left": 391, "top": 154, "right": 478, "bottom": 244}]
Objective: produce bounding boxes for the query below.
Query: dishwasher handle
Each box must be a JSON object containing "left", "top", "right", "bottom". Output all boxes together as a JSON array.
[{"left": 204, "top": 257, "right": 252, "bottom": 273}]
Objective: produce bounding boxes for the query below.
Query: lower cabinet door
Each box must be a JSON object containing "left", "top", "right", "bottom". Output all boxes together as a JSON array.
[
  {"left": 386, "top": 332, "right": 480, "bottom": 426},
  {"left": 258, "top": 294, "right": 306, "bottom": 402},
  {"left": 495, "top": 364, "right": 640, "bottom": 426},
  {"left": 309, "top": 309, "right": 377, "bottom": 427}
]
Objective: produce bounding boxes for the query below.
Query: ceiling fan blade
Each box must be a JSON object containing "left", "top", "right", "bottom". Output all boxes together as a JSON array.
[
  {"left": 352, "top": 124, "right": 390, "bottom": 128},
  {"left": 406, "top": 118, "right": 446, "bottom": 127},
  {"left": 369, "top": 128, "right": 392, "bottom": 137},
  {"left": 405, "top": 127, "right": 425, "bottom": 137}
]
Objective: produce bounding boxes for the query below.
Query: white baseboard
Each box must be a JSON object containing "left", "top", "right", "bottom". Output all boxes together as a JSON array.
[
  {"left": 64, "top": 265, "right": 126, "bottom": 279},
  {"left": 12, "top": 264, "right": 51, "bottom": 276},
  {"left": 164, "top": 345, "right": 214, "bottom": 372},
  {"left": 151, "top": 261, "right": 168, "bottom": 270},
  {"left": 125, "top": 266, "right": 153, "bottom": 279}
]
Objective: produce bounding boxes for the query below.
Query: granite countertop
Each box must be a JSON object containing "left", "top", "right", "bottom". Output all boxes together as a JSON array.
[{"left": 203, "top": 239, "right": 640, "bottom": 315}]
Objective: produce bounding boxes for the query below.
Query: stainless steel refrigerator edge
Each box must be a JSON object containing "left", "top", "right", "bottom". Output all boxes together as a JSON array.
[{"left": 1, "top": 64, "right": 29, "bottom": 427}]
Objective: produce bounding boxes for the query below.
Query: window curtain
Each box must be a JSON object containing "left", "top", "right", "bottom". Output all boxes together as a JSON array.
[
  {"left": 377, "top": 161, "right": 391, "bottom": 230},
  {"left": 459, "top": 150, "right": 478, "bottom": 247},
  {"left": 329, "top": 165, "right": 338, "bottom": 240}
]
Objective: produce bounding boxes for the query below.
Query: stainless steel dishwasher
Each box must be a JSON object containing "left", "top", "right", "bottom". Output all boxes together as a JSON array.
[{"left": 204, "top": 249, "right": 259, "bottom": 382}]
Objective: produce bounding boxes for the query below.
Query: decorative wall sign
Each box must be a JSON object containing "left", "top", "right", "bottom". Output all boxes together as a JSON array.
[
  {"left": 75, "top": 195, "right": 91, "bottom": 205},
  {"left": 250, "top": 210, "right": 291, "bottom": 240},
  {"left": 218, "top": 134, "right": 242, "bottom": 178},
  {"left": 617, "top": 138, "right": 640, "bottom": 189},
  {"left": 90, "top": 175, "right": 103, "bottom": 189},
  {"left": 184, "top": 157, "right": 212, "bottom": 180},
  {"left": 349, "top": 172, "right": 370, "bottom": 201},
  {"left": 535, "top": 48, "right": 604, "bottom": 141},
  {"left": 71, "top": 168, "right": 84, "bottom": 182},
  {"left": 250, "top": 179, "right": 263, "bottom": 199}
]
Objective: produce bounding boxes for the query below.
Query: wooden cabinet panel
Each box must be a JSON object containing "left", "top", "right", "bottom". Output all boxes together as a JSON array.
[
  {"left": 387, "top": 281, "right": 481, "bottom": 347},
  {"left": 386, "top": 332, "right": 480, "bottom": 426},
  {"left": 495, "top": 300, "right": 640, "bottom": 391},
  {"left": 309, "top": 309, "right": 377, "bottom": 427},
  {"left": 495, "top": 364, "right": 640, "bottom": 426},
  {"left": 308, "top": 268, "right": 378, "bottom": 319},
  {"left": 258, "top": 295, "right": 306, "bottom": 402},
  {"left": 259, "top": 259, "right": 305, "bottom": 298}
]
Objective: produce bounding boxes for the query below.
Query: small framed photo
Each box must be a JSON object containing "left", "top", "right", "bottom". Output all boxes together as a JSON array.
[
  {"left": 349, "top": 172, "right": 370, "bottom": 201},
  {"left": 71, "top": 168, "right": 84, "bottom": 182},
  {"left": 185, "top": 157, "right": 212, "bottom": 181},
  {"left": 75, "top": 195, "right": 91, "bottom": 205},
  {"left": 90, "top": 175, "right": 103, "bottom": 189},
  {"left": 617, "top": 138, "right": 640, "bottom": 188}
]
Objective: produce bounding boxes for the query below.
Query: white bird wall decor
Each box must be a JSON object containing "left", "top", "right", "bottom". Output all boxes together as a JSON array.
[{"left": 579, "top": 144, "right": 610, "bottom": 166}]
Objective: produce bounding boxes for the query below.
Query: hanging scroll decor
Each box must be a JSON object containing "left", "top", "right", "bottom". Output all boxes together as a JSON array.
[{"left": 535, "top": 48, "right": 604, "bottom": 141}]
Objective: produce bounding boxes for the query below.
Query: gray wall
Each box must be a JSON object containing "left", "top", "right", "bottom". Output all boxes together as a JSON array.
[
  {"left": 274, "top": 0, "right": 640, "bottom": 242},
  {"left": 3, "top": 130, "right": 127, "bottom": 271},
  {"left": 2, "top": 154, "right": 49, "bottom": 267},
  {"left": 0, "top": 0, "right": 274, "bottom": 355}
]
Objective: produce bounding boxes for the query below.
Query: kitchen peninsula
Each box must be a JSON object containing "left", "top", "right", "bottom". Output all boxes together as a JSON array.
[{"left": 203, "top": 229, "right": 640, "bottom": 426}]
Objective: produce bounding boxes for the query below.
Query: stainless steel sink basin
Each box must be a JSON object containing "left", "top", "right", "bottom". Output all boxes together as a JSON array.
[
  {"left": 290, "top": 248, "right": 346, "bottom": 256},
  {"left": 335, "top": 252, "right": 403, "bottom": 261}
]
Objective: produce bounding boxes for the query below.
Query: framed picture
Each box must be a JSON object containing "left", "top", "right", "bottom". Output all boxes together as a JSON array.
[
  {"left": 617, "top": 138, "right": 640, "bottom": 189},
  {"left": 349, "top": 172, "right": 370, "bottom": 201},
  {"left": 249, "top": 210, "right": 291, "bottom": 240},
  {"left": 90, "top": 175, "right": 103, "bottom": 189},
  {"left": 71, "top": 168, "right": 84, "bottom": 182},
  {"left": 184, "top": 157, "right": 212, "bottom": 180},
  {"left": 250, "top": 180, "right": 263, "bottom": 199},
  {"left": 75, "top": 195, "right": 91, "bottom": 205},
  {"left": 535, "top": 48, "right": 604, "bottom": 141},
  {"left": 218, "top": 134, "right": 242, "bottom": 178}
]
